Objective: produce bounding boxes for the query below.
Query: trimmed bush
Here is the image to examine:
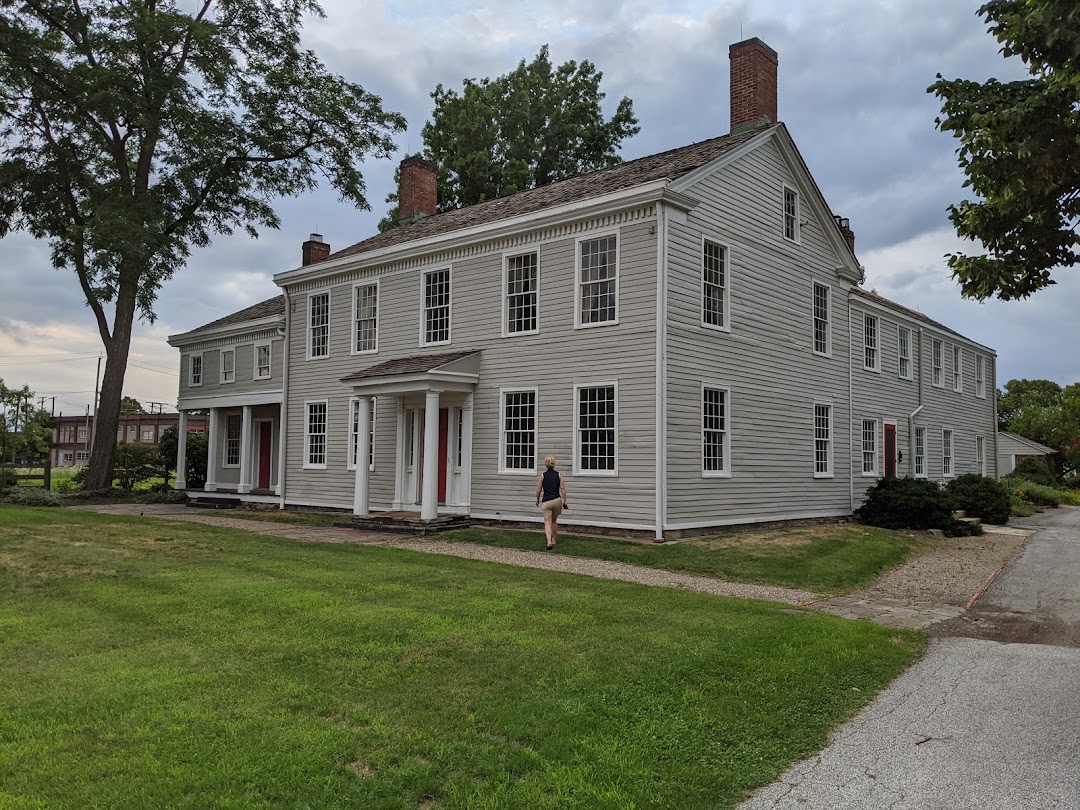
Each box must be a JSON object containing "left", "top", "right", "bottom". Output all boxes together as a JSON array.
[
  {"left": 1011, "top": 456, "right": 1056, "bottom": 486},
  {"left": 856, "top": 477, "right": 983, "bottom": 536},
  {"left": 1002, "top": 475, "right": 1061, "bottom": 507},
  {"left": 1, "top": 486, "right": 61, "bottom": 507},
  {"left": 946, "top": 474, "right": 1011, "bottom": 525}
]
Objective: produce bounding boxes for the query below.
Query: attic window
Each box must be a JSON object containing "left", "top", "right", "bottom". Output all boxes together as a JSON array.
[{"left": 783, "top": 186, "right": 800, "bottom": 242}]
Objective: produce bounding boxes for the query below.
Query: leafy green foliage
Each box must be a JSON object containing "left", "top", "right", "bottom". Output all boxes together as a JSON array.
[
  {"left": 945, "top": 474, "right": 1012, "bottom": 524},
  {"left": 856, "top": 477, "right": 983, "bottom": 536},
  {"left": 1002, "top": 474, "right": 1062, "bottom": 506},
  {"left": 1011, "top": 455, "right": 1056, "bottom": 486},
  {"left": 929, "top": 0, "right": 1080, "bottom": 300},
  {"left": 0, "top": 378, "right": 53, "bottom": 463},
  {"left": 997, "top": 378, "right": 1080, "bottom": 475},
  {"left": 111, "top": 442, "right": 163, "bottom": 492},
  {"left": 0, "top": 487, "right": 60, "bottom": 507},
  {"left": 119, "top": 396, "right": 145, "bottom": 415},
  {"left": 386, "top": 45, "right": 638, "bottom": 224},
  {"left": 0, "top": 1, "right": 405, "bottom": 488},
  {"left": 157, "top": 426, "right": 208, "bottom": 488}
]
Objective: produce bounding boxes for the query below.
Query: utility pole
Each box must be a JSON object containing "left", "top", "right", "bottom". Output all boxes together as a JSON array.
[{"left": 90, "top": 354, "right": 102, "bottom": 451}]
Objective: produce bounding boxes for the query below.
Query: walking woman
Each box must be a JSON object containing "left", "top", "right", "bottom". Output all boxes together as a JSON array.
[{"left": 535, "top": 456, "right": 568, "bottom": 550}]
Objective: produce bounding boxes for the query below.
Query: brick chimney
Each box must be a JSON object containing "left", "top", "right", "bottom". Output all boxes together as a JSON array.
[
  {"left": 729, "top": 38, "right": 778, "bottom": 133},
  {"left": 834, "top": 216, "right": 856, "bottom": 254},
  {"left": 302, "top": 233, "right": 330, "bottom": 266},
  {"left": 398, "top": 156, "right": 438, "bottom": 224}
]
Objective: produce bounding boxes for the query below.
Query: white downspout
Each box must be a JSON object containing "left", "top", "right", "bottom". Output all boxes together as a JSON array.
[
  {"left": 908, "top": 328, "right": 925, "bottom": 476},
  {"left": 654, "top": 204, "right": 669, "bottom": 541},
  {"left": 278, "top": 288, "right": 290, "bottom": 509},
  {"left": 847, "top": 292, "right": 855, "bottom": 513}
]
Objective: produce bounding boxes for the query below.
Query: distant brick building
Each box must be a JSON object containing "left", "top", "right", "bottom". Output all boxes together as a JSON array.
[{"left": 51, "top": 411, "right": 207, "bottom": 467}]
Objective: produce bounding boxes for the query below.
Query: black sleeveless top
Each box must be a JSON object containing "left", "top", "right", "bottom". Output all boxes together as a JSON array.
[{"left": 541, "top": 469, "right": 561, "bottom": 502}]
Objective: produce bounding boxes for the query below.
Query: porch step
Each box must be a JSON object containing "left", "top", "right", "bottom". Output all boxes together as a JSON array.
[
  {"left": 336, "top": 513, "right": 474, "bottom": 535},
  {"left": 187, "top": 497, "right": 242, "bottom": 510}
]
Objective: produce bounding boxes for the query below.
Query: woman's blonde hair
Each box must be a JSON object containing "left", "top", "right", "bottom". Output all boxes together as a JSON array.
[{"left": 544, "top": 456, "right": 556, "bottom": 469}]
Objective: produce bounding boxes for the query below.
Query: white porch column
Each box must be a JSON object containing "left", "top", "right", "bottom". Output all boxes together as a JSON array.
[
  {"left": 393, "top": 398, "right": 405, "bottom": 510},
  {"left": 461, "top": 392, "right": 474, "bottom": 511},
  {"left": 205, "top": 407, "right": 219, "bottom": 491},
  {"left": 174, "top": 411, "right": 188, "bottom": 490},
  {"left": 237, "top": 405, "right": 253, "bottom": 493},
  {"left": 420, "top": 390, "right": 440, "bottom": 520},
  {"left": 353, "top": 396, "right": 372, "bottom": 516}
]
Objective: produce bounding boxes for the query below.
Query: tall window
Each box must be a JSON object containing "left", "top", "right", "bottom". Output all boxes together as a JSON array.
[
  {"left": 354, "top": 282, "right": 379, "bottom": 353},
  {"left": 814, "top": 404, "right": 832, "bottom": 477},
  {"left": 255, "top": 344, "right": 271, "bottom": 380},
  {"left": 305, "top": 402, "right": 327, "bottom": 468},
  {"left": 783, "top": 186, "right": 799, "bottom": 241},
  {"left": 914, "top": 427, "right": 926, "bottom": 477},
  {"left": 863, "top": 314, "right": 879, "bottom": 371},
  {"left": 576, "top": 384, "right": 617, "bottom": 473},
  {"left": 309, "top": 292, "right": 330, "bottom": 358},
  {"left": 942, "top": 429, "right": 954, "bottom": 477},
  {"left": 812, "top": 282, "right": 830, "bottom": 355},
  {"left": 221, "top": 349, "right": 235, "bottom": 384},
  {"left": 898, "top": 326, "right": 912, "bottom": 380},
  {"left": 405, "top": 412, "right": 416, "bottom": 470},
  {"left": 577, "top": 235, "right": 618, "bottom": 326},
  {"left": 702, "top": 240, "right": 728, "bottom": 329},
  {"left": 932, "top": 339, "right": 943, "bottom": 386},
  {"left": 505, "top": 252, "right": 539, "bottom": 335},
  {"left": 500, "top": 389, "right": 537, "bottom": 472},
  {"left": 348, "top": 398, "right": 375, "bottom": 471},
  {"left": 976, "top": 435, "right": 986, "bottom": 476},
  {"left": 224, "top": 414, "right": 241, "bottom": 467},
  {"left": 953, "top": 346, "right": 963, "bottom": 392},
  {"left": 454, "top": 408, "right": 464, "bottom": 470},
  {"left": 190, "top": 354, "right": 203, "bottom": 386},
  {"left": 702, "top": 386, "right": 730, "bottom": 475},
  {"left": 976, "top": 355, "right": 986, "bottom": 398},
  {"left": 422, "top": 268, "right": 451, "bottom": 345},
  {"left": 862, "top": 419, "right": 877, "bottom": 475}
]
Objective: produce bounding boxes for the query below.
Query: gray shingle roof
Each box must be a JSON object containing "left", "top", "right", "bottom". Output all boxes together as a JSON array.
[
  {"left": 340, "top": 350, "right": 479, "bottom": 382},
  {"left": 187, "top": 295, "right": 285, "bottom": 333},
  {"left": 850, "top": 287, "right": 970, "bottom": 343}
]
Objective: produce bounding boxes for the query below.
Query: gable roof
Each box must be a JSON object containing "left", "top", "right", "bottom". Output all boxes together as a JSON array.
[
  {"left": 190, "top": 295, "right": 285, "bottom": 332},
  {"left": 998, "top": 431, "right": 1057, "bottom": 456},
  {"left": 850, "top": 287, "right": 980, "bottom": 346},
  {"left": 340, "top": 350, "right": 479, "bottom": 382}
]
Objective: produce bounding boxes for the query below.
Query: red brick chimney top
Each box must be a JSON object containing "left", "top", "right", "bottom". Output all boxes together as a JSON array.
[
  {"left": 729, "top": 38, "right": 778, "bottom": 134},
  {"left": 302, "top": 233, "right": 330, "bottom": 266},
  {"left": 398, "top": 156, "right": 438, "bottom": 225}
]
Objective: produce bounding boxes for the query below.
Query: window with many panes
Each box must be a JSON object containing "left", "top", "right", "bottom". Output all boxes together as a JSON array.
[
  {"left": 783, "top": 186, "right": 800, "bottom": 241},
  {"left": 422, "top": 268, "right": 451, "bottom": 345},
  {"left": 305, "top": 402, "right": 327, "bottom": 468},
  {"left": 898, "top": 326, "right": 912, "bottom": 380},
  {"left": 953, "top": 346, "right": 963, "bottom": 392},
  {"left": 77, "top": 426, "right": 87, "bottom": 442},
  {"left": 932, "top": 339, "right": 943, "bottom": 386},
  {"left": 353, "top": 282, "right": 378, "bottom": 353},
  {"left": 500, "top": 389, "right": 537, "bottom": 473},
  {"left": 702, "top": 240, "right": 728, "bottom": 330},
  {"left": 348, "top": 397, "right": 375, "bottom": 471},
  {"left": 977, "top": 435, "right": 986, "bottom": 476},
  {"left": 308, "top": 293, "right": 330, "bottom": 358},
  {"left": 577, "top": 236, "right": 618, "bottom": 326},
  {"left": 255, "top": 344, "right": 271, "bottom": 380},
  {"left": 224, "top": 414, "right": 241, "bottom": 467},
  {"left": 142, "top": 428, "right": 154, "bottom": 442},
  {"left": 976, "top": 355, "right": 986, "bottom": 398},
  {"left": 862, "top": 419, "right": 877, "bottom": 475},
  {"left": 914, "top": 427, "right": 926, "bottom": 477},
  {"left": 505, "top": 252, "right": 538, "bottom": 335},
  {"left": 190, "top": 354, "right": 203, "bottom": 386},
  {"left": 576, "top": 384, "right": 616, "bottom": 473},
  {"left": 813, "top": 282, "right": 830, "bottom": 355},
  {"left": 814, "top": 404, "right": 832, "bottom": 477},
  {"left": 221, "top": 349, "right": 235, "bottom": 383},
  {"left": 702, "top": 386, "right": 730, "bottom": 476},
  {"left": 76, "top": 451, "right": 89, "bottom": 463},
  {"left": 864, "top": 314, "right": 879, "bottom": 371},
  {"left": 942, "top": 429, "right": 954, "bottom": 477}
]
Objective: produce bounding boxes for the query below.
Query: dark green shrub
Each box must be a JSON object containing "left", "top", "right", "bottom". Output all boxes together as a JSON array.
[
  {"left": 946, "top": 474, "right": 1011, "bottom": 524},
  {"left": 112, "top": 442, "right": 164, "bottom": 491},
  {"left": 1060, "top": 476, "right": 1080, "bottom": 490},
  {"left": 942, "top": 518, "right": 984, "bottom": 537},
  {"left": 1011, "top": 456, "right": 1055, "bottom": 486},
  {"left": 1, "top": 486, "right": 60, "bottom": 507},
  {"left": 857, "top": 477, "right": 954, "bottom": 530},
  {"left": 157, "top": 427, "right": 208, "bottom": 489},
  {"left": 1001, "top": 475, "right": 1061, "bottom": 507}
]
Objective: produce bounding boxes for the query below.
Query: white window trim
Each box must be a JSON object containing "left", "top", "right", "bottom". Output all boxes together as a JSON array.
[
  {"left": 419, "top": 265, "right": 453, "bottom": 347},
  {"left": 188, "top": 352, "right": 203, "bottom": 387},
  {"left": 498, "top": 386, "right": 539, "bottom": 475},
  {"left": 572, "top": 380, "right": 619, "bottom": 476},
  {"left": 975, "top": 355, "right": 986, "bottom": 399},
  {"left": 976, "top": 434, "right": 986, "bottom": 476},
  {"left": 811, "top": 279, "right": 831, "bottom": 358},
  {"left": 953, "top": 346, "right": 963, "bottom": 393},
  {"left": 700, "top": 236, "right": 731, "bottom": 333},
  {"left": 453, "top": 407, "right": 464, "bottom": 472},
  {"left": 220, "top": 348, "right": 236, "bottom": 385},
  {"left": 813, "top": 400, "right": 834, "bottom": 479},
  {"left": 782, "top": 183, "right": 801, "bottom": 244},
  {"left": 501, "top": 249, "right": 540, "bottom": 338},
  {"left": 346, "top": 397, "right": 376, "bottom": 472},
  {"left": 306, "top": 291, "right": 331, "bottom": 360},
  {"left": 253, "top": 341, "right": 272, "bottom": 381},
  {"left": 897, "top": 325, "right": 912, "bottom": 381},
  {"left": 141, "top": 428, "right": 155, "bottom": 442},
  {"left": 914, "top": 426, "right": 928, "bottom": 479},
  {"left": 701, "top": 382, "right": 732, "bottom": 478},
  {"left": 303, "top": 399, "right": 329, "bottom": 470},
  {"left": 942, "top": 428, "right": 955, "bottom": 479},
  {"left": 351, "top": 279, "right": 380, "bottom": 355},
  {"left": 223, "top": 413, "right": 242, "bottom": 468},
  {"left": 573, "top": 231, "right": 620, "bottom": 330},
  {"left": 861, "top": 418, "right": 879, "bottom": 477},
  {"left": 863, "top": 314, "right": 881, "bottom": 372},
  {"left": 932, "top": 339, "right": 944, "bottom": 388}
]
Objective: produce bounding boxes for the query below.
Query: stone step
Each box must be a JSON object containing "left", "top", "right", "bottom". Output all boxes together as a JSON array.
[{"left": 187, "top": 497, "right": 241, "bottom": 510}]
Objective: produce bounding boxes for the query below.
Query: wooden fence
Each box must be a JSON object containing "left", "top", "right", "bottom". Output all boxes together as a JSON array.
[{"left": 0, "top": 460, "right": 51, "bottom": 489}]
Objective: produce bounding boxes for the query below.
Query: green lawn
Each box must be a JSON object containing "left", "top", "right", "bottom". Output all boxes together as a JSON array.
[
  {"left": 0, "top": 505, "right": 922, "bottom": 808},
  {"left": 444, "top": 524, "right": 922, "bottom": 596}
]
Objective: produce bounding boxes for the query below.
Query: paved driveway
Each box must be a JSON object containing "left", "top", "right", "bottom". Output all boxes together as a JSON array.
[{"left": 741, "top": 507, "right": 1080, "bottom": 810}]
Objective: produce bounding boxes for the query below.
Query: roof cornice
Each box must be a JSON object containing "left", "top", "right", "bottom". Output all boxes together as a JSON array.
[
  {"left": 847, "top": 290, "right": 996, "bottom": 355},
  {"left": 167, "top": 315, "right": 285, "bottom": 347}
]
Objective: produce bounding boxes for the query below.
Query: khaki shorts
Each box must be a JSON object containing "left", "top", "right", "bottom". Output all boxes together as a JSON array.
[{"left": 540, "top": 497, "right": 563, "bottom": 517}]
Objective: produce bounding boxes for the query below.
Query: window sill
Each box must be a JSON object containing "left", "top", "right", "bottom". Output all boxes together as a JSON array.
[
  {"left": 573, "top": 319, "right": 619, "bottom": 331},
  {"left": 302, "top": 464, "right": 328, "bottom": 470},
  {"left": 572, "top": 469, "right": 618, "bottom": 477},
  {"left": 863, "top": 366, "right": 881, "bottom": 374},
  {"left": 861, "top": 472, "right": 879, "bottom": 478},
  {"left": 352, "top": 348, "right": 379, "bottom": 356},
  {"left": 813, "top": 472, "right": 834, "bottom": 479},
  {"left": 346, "top": 465, "right": 376, "bottom": 473},
  {"left": 699, "top": 321, "right": 731, "bottom": 334},
  {"left": 498, "top": 467, "right": 537, "bottom": 476},
  {"left": 254, "top": 375, "right": 271, "bottom": 382},
  {"left": 501, "top": 329, "right": 540, "bottom": 339},
  {"left": 899, "top": 374, "right": 913, "bottom": 381},
  {"left": 702, "top": 471, "right": 731, "bottom": 479},
  {"left": 812, "top": 350, "right": 832, "bottom": 359},
  {"left": 306, "top": 355, "right": 331, "bottom": 361},
  {"left": 420, "top": 339, "right": 451, "bottom": 348}
]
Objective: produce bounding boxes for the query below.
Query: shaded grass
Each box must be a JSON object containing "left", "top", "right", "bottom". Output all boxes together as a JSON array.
[
  {"left": 220, "top": 508, "right": 347, "bottom": 527},
  {"left": 444, "top": 524, "right": 923, "bottom": 596},
  {"left": 0, "top": 506, "right": 922, "bottom": 808}
]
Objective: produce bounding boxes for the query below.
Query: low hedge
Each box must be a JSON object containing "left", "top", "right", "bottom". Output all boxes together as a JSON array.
[
  {"left": 1001, "top": 475, "right": 1061, "bottom": 507},
  {"left": 945, "top": 474, "right": 1011, "bottom": 525},
  {"left": 856, "top": 477, "right": 982, "bottom": 536},
  {"left": 1011, "top": 457, "right": 1056, "bottom": 486}
]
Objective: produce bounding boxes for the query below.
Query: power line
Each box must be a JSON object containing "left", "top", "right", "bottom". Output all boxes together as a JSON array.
[
  {"left": 128, "top": 361, "right": 178, "bottom": 376},
  {"left": 0, "top": 352, "right": 99, "bottom": 359}
]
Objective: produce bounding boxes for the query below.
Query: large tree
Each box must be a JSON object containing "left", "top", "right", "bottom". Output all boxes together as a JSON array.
[
  {"left": 0, "top": 0, "right": 405, "bottom": 488},
  {"left": 380, "top": 45, "right": 638, "bottom": 229},
  {"left": 0, "top": 378, "right": 52, "bottom": 462},
  {"left": 929, "top": 0, "right": 1079, "bottom": 301}
]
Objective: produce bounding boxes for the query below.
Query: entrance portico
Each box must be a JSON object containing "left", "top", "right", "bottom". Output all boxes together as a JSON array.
[{"left": 342, "top": 351, "right": 479, "bottom": 521}]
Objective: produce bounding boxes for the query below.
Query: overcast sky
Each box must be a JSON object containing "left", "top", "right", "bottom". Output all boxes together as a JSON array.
[{"left": 1, "top": 0, "right": 1074, "bottom": 416}]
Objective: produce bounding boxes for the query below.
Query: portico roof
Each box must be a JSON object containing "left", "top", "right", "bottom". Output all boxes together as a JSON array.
[{"left": 340, "top": 350, "right": 481, "bottom": 395}]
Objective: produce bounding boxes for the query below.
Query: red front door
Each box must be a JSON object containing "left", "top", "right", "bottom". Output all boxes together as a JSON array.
[
  {"left": 884, "top": 424, "right": 897, "bottom": 478},
  {"left": 438, "top": 408, "right": 449, "bottom": 503},
  {"left": 258, "top": 422, "right": 272, "bottom": 489}
]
